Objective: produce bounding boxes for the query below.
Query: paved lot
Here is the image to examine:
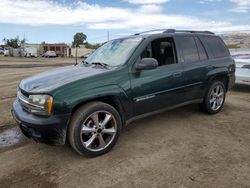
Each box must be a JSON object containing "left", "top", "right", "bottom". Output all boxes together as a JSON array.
[{"left": 0, "top": 56, "right": 250, "bottom": 188}]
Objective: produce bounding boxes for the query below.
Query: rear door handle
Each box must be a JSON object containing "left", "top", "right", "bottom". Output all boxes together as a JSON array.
[{"left": 172, "top": 72, "right": 182, "bottom": 77}]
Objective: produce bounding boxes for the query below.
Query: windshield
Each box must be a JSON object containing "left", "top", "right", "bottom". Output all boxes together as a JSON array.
[{"left": 84, "top": 37, "right": 142, "bottom": 66}]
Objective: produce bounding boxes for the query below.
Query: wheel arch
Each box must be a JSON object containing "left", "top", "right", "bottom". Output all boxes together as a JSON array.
[
  {"left": 71, "top": 95, "right": 127, "bottom": 126},
  {"left": 206, "top": 68, "right": 230, "bottom": 91},
  {"left": 208, "top": 74, "right": 229, "bottom": 91}
]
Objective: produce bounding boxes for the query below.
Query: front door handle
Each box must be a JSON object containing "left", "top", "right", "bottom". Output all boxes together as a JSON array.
[{"left": 172, "top": 72, "right": 182, "bottom": 77}]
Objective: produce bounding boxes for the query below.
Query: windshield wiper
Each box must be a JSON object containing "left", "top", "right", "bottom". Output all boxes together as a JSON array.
[{"left": 91, "top": 62, "right": 109, "bottom": 68}]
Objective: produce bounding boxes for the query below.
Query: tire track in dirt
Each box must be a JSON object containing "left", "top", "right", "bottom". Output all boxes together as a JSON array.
[{"left": 1, "top": 95, "right": 16, "bottom": 100}]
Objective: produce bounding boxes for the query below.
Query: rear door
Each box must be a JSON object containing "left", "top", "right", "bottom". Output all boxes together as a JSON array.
[{"left": 175, "top": 35, "right": 210, "bottom": 101}]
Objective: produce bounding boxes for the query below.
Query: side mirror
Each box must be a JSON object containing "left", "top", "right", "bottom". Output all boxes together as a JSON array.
[{"left": 135, "top": 58, "right": 158, "bottom": 71}]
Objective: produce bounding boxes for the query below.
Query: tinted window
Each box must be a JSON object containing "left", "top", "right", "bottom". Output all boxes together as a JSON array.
[
  {"left": 199, "top": 36, "right": 229, "bottom": 58},
  {"left": 195, "top": 37, "right": 207, "bottom": 61},
  {"left": 179, "top": 36, "right": 199, "bottom": 63},
  {"left": 141, "top": 37, "right": 176, "bottom": 66}
]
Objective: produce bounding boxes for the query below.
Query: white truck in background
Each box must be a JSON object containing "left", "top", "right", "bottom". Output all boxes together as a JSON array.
[
  {"left": 231, "top": 51, "right": 250, "bottom": 85},
  {"left": 25, "top": 47, "right": 38, "bottom": 57}
]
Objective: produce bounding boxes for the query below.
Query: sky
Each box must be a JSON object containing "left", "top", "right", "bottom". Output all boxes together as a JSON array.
[{"left": 0, "top": 0, "right": 250, "bottom": 44}]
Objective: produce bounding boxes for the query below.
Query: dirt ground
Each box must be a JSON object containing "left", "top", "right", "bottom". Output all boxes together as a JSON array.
[
  {"left": 0, "top": 56, "right": 250, "bottom": 188},
  {"left": 0, "top": 56, "right": 77, "bottom": 130}
]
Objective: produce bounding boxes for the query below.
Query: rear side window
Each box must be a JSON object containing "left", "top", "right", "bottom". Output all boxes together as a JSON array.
[
  {"left": 199, "top": 36, "right": 230, "bottom": 58},
  {"left": 179, "top": 36, "right": 199, "bottom": 63},
  {"left": 194, "top": 37, "right": 208, "bottom": 61}
]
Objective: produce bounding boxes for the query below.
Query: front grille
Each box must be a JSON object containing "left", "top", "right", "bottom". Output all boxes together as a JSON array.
[{"left": 17, "top": 91, "right": 30, "bottom": 112}]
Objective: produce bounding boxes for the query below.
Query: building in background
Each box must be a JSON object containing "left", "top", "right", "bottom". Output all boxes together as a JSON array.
[
  {"left": 22, "top": 43, "right": 40, "bottom": 57},
  {"left": 40, "top": 43, "right": 68, "bottom": 57},
  {"left": 1, "top": 42, "right": 97, "bottom": 58},
  {"left": 23, "top": 43, "right": 40, "bottom": 51}
]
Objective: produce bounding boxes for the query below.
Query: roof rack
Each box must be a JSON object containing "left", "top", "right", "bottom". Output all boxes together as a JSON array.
[
  {"left": 134, "top": 29, "right": 168, "bottom": 35},
  {"left": 134, "top": 29, "right": 214, "bottom": 35},
  {"left": 164, "top": 29, "right": 214, "bottom": 34}
]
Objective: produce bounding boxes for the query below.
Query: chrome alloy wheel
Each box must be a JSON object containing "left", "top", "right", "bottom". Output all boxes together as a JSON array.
[
  {"left": 209, "top": 85, "right": 224, "bottom": 111},
  {"left": 80, "top": 111, "right": 117, "bottom": 152}
]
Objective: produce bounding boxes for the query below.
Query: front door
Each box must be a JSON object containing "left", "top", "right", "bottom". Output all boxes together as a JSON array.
[{"left": 129, "top": 37, "right": 184, "bottom": 116}]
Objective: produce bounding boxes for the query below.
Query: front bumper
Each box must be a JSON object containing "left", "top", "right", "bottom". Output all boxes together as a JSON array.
[{"left": 12, "top": 99, "right": 70, "bottom": 145}]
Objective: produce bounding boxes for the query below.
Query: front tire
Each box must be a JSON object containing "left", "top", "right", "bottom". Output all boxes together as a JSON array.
[
  {"left": 200, "top": 81, "right": 226, "bottom": 114},
  {"left": 68, "top": 102, "right": 122, "bottom": 156}
]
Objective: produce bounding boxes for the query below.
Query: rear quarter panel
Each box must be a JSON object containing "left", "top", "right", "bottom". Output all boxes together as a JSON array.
[{"left": 206, "top": 56, "right": 235, "bottom": 90}]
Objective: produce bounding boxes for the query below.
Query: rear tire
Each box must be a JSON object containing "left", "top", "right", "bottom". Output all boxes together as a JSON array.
[
  {"left": 68, "top": 102, "right": 122, "bottom": 156},
  {"left": 200, "top": 81, "right": 226, "bottom": 114}
]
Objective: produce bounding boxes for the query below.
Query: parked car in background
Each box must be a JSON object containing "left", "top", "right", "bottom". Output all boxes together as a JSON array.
[
  {"left": 25, "top": 47, "right": 38, "bottom": 57},
  {"left": 0, "top": 48, "right": 4, "bottom": 54},
  {"left": 232, "top": 54, "right": 250, "bottom": 85},
  {"left": 231, "top": 53, "right": 250, "bottom": 59},
  {"left": 43, "top": 50, "right": 57, "bottom": 58},
  {"left": 4, "top": 49, "right": 9, "bottom": 56}
]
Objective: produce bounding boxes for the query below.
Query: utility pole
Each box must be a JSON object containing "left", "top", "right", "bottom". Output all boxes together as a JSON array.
[
  {"left": 22, "top": 33, "right": 26, "bottom": 57},
  {"left": 75, "top": 45, "right": 78, "bottom": 65},
  {"left": 22, "top": 33, "right": 26, "bottom": 47}
]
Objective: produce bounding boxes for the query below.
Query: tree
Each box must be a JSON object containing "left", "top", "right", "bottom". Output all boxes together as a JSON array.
[
  {"left": 84, "top": 42, "right": 101, "bottom": 49},
  {"left": 3, "top": 37, "right": 19, "bottom": 48},
  {"left": 2, "top": 36, "right": 26, "bottom": 48},
  {"left": 20, "top": 38, "right": 26, "bottom": 46},
  {"left": 72, "top": 33, "right": 87, "bottom": 64}
]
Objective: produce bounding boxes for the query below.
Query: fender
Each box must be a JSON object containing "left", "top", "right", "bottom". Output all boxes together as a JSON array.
[{"left": 53, "top": 84, "right": 133, "bottom": 118}]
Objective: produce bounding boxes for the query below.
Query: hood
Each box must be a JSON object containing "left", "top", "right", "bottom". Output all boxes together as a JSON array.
[{"left": 19, "top": 65, "right": 109, "bottom": 93}]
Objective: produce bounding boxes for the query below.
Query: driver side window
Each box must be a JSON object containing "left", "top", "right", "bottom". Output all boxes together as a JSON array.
[{"left": 140, "top": 37, "right": 176, "bottom": 66}]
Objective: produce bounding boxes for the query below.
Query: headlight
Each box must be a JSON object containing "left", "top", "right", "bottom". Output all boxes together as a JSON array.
[{"left": 28, "top": 95, "right": 53, "bottom": 115}]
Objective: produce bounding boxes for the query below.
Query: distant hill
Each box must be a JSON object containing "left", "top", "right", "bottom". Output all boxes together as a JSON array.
[{"left": 220, "top": 32, "right": 250, "bottom": 48}]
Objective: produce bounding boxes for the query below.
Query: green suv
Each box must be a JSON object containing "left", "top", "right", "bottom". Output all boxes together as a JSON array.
[{"left": 12, "top": 29, "right": 235, "bottom": 156}]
